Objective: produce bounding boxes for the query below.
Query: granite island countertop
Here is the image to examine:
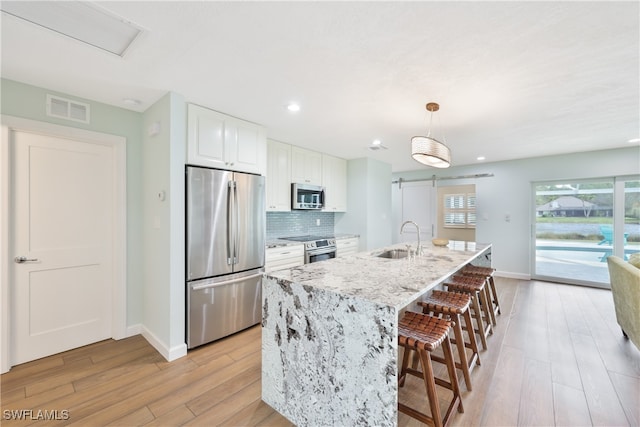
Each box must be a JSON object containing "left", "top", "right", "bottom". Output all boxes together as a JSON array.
[
  {"left": 265, "top": 240, "right": 490, "bottom": 310},
  {"left": 262, "top": 240, "right": 491, "bottom": 426}
]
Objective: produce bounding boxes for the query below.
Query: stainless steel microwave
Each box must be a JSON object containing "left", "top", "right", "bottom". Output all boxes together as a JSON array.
[{"left": 292, "top": 183, "right": 324, "bottom": 210}]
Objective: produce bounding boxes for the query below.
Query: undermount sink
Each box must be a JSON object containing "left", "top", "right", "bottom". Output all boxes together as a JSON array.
[{"left": 376, "top": 249, "right": 409, "bottom": 259}]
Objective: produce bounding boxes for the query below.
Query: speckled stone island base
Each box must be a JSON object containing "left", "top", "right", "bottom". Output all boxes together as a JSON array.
[
  {"left": 262, "top": 275, "right": 397, "bottom": 426},
  {"left": 261, "top": 241, "right": 491, "bottom": 426}
]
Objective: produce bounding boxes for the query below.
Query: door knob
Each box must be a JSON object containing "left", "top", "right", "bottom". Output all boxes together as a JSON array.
[{"left": 14, "top": 256, "right": 39, "bottom": 263}]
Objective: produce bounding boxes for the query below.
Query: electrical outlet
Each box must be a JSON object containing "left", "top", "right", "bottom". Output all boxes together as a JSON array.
[{"left": 316, "top": 219, "right": 321, "bottom": 226}]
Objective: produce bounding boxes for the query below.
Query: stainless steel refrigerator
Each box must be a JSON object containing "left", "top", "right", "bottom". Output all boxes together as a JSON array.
[{"left": 186, "top": 166, "right": 265, "bottom": 348}]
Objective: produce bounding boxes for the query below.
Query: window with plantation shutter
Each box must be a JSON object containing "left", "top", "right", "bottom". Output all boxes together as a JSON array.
[{"left": 444, "top": 193, "right": 476, "bottom": 228}]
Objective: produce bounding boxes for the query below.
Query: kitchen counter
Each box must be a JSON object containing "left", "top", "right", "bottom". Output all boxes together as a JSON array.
[
  {"left": 265, "top": 239, "right": 305, "bottom": 249},
  {"left": 261, "top": 240, "right": 491, "bottom": 426},
  {"left": 333, "top": 233, "right": 360, "bottom": 240},
  {"left": 266, "top": 233, "right": 359, "bottom": 248}
]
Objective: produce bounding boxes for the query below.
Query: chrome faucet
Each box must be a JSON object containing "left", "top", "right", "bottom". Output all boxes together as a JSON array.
[{"left": 400, "top": 220, "right": 422, "bottom": 255}]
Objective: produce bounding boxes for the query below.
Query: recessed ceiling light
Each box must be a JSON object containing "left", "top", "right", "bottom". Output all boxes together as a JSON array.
[
  {"left": 477, "top": 156, "right": 486, "bottom": 161},
  {"left": 123, "top": 98, "right": 141, "bottom": 106},
  {"left": 628, "top": 138, "right": 640, "bottom": 143},
  {"left": 287, "top": 103, "right": 300, "bottom": 112},
  {"left": 368, "top": 140, "right": 388, "bottom": 151}
]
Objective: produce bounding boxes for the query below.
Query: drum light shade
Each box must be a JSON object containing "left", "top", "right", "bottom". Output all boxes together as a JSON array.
[
  {"left": 411, "top": 136, "right": 451, "bottom": 168},
  {"left": 411, "top": 102, "right": 451, "bottom": 168}
]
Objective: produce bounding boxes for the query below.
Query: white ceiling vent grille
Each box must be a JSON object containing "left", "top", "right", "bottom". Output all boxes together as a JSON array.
[{"left": 46, "top": 95, "right": 90, "bottom": 124}]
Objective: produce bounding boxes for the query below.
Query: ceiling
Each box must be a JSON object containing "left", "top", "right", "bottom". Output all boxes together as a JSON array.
[{"left": 2, "top": 1, "right": 639, "bottom": 172}]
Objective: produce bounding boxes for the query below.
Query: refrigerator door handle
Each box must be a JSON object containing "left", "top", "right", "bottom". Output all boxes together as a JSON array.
[
  {"left": 226, "top": 180, "right": 234, "bottom": 265},
  {"left": 190, "top": 272, "right": 263, "bottom": 290},
  {"left": 233, "top": 180, "right": 240, "bottom": 265}
]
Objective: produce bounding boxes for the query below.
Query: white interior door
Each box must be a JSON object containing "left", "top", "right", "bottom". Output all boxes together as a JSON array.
[
  {"left": 392, "top": 181, "right": 436, "bottom": 244},
  {"left": 11, "top": 130, "right": 114, "bottom": 364}
]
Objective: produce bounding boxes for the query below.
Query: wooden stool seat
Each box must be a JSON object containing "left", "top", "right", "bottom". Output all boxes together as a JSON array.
[
  {"left": 421, "top": 290, "right": 470, "bottom": 315},
  {"left": 461, "top": 264, "right": 501, "bottom": 319},
  {"left": 419, "top": 290, "right": 481, "bottom": 391},
  {"left": 398, "top": 311, "right": 464, "bottom": 427},
  {"left": 445, "top": 275, "right": 493, "bottom": 350}
]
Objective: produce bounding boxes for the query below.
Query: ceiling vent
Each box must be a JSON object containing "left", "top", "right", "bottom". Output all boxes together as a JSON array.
[
  {"left": 1, "top": 2, "right": 144, "bottom": 57},
  {"left": 46, "top": 94, "right": 90, "bottom": 124}
]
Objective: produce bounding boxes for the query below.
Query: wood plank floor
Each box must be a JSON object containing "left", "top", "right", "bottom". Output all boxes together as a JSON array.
[{"left": 2, "top": 278, "right": 639, "bottom": 426}]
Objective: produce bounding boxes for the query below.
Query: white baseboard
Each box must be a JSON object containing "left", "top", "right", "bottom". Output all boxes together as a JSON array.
[
  {"left": 141, "top": 325, "right": 187, "bottom": 362},
  {"left": 494, "top": 270, "right": 531, "bottom": 281},
  {"left": 167, "top": 343, "right": 188, "bottom": 361},
  {"left": 125, "top": 323, "right": 142, "bottom": 337}
]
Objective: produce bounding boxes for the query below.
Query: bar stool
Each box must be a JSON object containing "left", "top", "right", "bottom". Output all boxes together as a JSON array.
[
  {"left": 461, "top": 265, "right": 501, "bottom": 319},
  {"left": 451, "top": 273, "right": 496, "bottom": 328},
  {"left": 418, "top": 290, "right": 481, "bottom": 391},
  {"left": 445, "top": 275, "right": 493, "bottom": 350},
  {"left": 398, "top": 311, "right": 464, "bottom": 427}
]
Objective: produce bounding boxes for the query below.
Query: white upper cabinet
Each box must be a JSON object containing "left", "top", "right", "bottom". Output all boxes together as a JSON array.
[
  {"left": 266, "top": 139, "right": 292, "bottom": 211},
  {"left": 290, "top": 146, "right": 322, "bottom": 186},
  {"left": 187, "top": 104, "right": 266, "bottom": 175},
  {"left": 322, "top": 154, "right": 347, "bottom": 212}
]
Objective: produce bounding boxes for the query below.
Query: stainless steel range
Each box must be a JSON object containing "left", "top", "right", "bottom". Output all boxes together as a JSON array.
[{"left": 281, "top": 235, "right": 337, "bottom": 264}]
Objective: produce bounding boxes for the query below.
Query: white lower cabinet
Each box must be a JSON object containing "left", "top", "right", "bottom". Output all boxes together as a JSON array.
[
  {"left": 265, "top": 245, "right": 305, "bottom": 272},
  {"left": 336, "top": 237, "right": 359, "bottom": 257}
]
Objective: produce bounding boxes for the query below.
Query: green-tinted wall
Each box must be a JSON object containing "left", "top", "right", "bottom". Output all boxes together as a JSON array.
[{"left": 1, "top": 78, "right": 145, "bottom": 327}]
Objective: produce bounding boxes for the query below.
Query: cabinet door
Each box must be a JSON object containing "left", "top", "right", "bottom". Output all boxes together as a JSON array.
[
  {"left": 336, "top": 237, "right": 359, "bottom": 257},
  {"left": 291, "top": 147, "right": 322, "bottom": 185},
  {"left": 307, "top": 150, "right": 323, "bottom": 185},
  {"left": 322, "top": 154, "right": 347, "bottom": 211},
  {"left": 231, "top": 118, "right": 266, "bottom": 175},
  {"left": 187, "top": 104, "right": 266, "bottom": 174},
  {"left": 265, "top": 245, "right": 304, "bottom": 272},
  {"left": 187, "top": 104, "right": 227, "bottom": 169},
  {"left": 266, "top": 140, "right": 291, "bottom": 211}
]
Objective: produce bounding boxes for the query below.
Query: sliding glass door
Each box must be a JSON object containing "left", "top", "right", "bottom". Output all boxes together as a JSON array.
[{"left": 532, "top": 177, "right": 639, "bottom": 288}]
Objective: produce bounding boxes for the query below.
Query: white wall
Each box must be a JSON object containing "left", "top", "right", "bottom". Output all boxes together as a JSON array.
[
  {"left": 367, "top": 159, "right": 393, "bottom": 249},
  {"left": 393, "top": 146, "right": 640, "bottom": 278},
  {"left": 335, "top": 158, "right": 392, "bottom": 250},
  {"left": 167, "top": 95, "right": 186, "bottom": 355},
  {"left": 141, "top": 92, "right": 186, "bottom": 360}
]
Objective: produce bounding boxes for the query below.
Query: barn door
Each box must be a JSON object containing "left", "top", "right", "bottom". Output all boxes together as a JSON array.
[{"left": 392, "top": 181, "right": 436, "bottom": 245}]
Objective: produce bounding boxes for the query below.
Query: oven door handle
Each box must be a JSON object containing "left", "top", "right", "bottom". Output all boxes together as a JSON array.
[{"left": 307, "top": 246, "right": 337, "bottom": 256}]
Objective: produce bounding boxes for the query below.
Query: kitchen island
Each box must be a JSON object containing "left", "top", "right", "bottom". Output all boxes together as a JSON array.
[{"left": 261, "top": 240, "right": 491, "bottom": 426}]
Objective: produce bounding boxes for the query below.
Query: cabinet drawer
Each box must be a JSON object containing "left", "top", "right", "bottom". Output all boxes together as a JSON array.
[
  {"left": 265, "top": 245, "right": 305, "bottom": 272},
  {"left": 336, "top": 237, "right": 359, "bottom": 257}
]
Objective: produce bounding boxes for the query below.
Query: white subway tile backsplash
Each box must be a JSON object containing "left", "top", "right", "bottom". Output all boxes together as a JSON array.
[{"left": 266, "top": 212, "right": 334, "bottom": 239}]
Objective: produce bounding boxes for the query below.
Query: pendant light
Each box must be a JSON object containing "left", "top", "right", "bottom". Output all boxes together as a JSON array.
[{"left": 411, "top": 102, "right": 451, "bottom": 168}]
